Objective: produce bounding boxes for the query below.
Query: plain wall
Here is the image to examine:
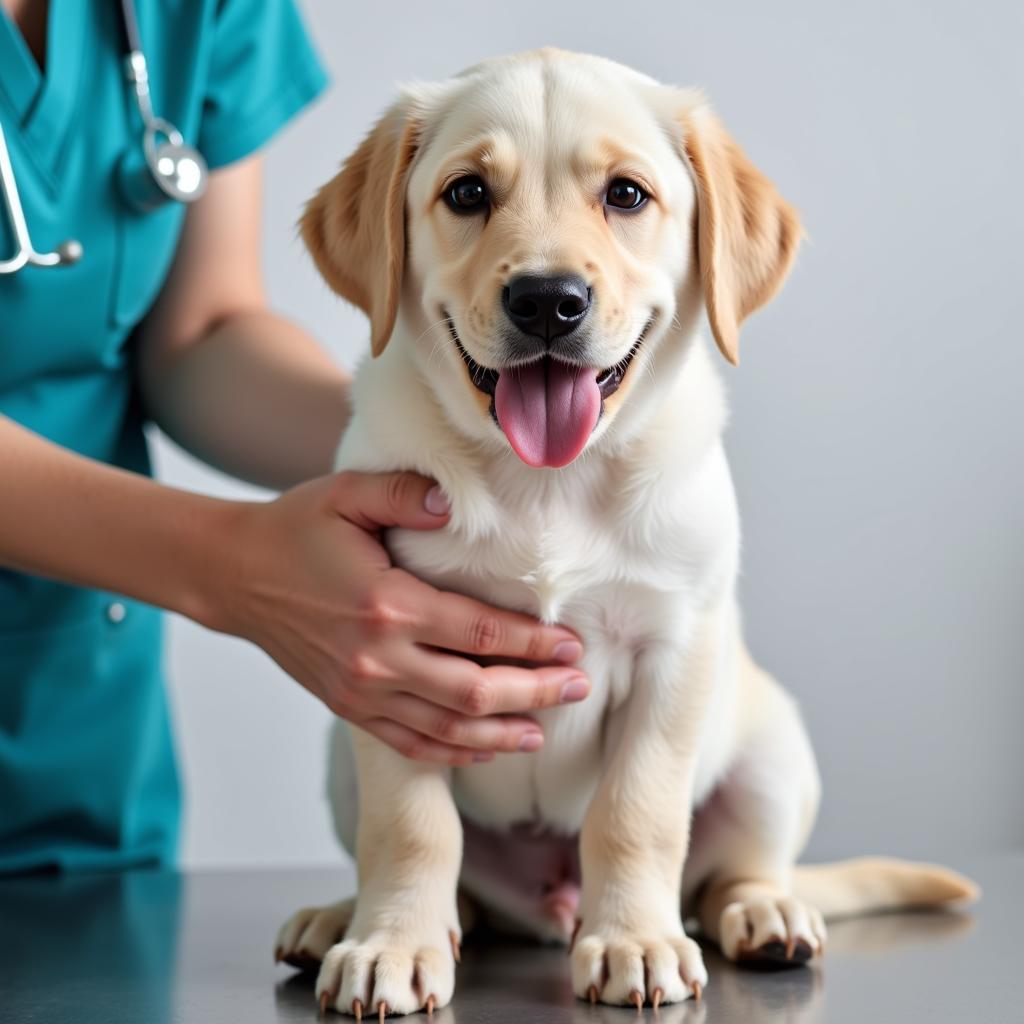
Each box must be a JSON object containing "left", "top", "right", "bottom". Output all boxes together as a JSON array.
[{"left": 156, "top": 0, "right": 1024, "bottom": 868}]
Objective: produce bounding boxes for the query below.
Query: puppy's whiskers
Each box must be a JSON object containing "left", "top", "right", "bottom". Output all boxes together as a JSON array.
[{"left": 417, "top": 312, "right": 470, "bottom": 370}]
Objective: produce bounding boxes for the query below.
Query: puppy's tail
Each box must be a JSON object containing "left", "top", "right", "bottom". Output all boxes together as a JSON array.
[{"left": 791, "top": 858, "right": 980, "bottom": 920}]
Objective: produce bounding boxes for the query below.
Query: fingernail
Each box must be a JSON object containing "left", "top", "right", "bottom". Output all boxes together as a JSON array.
[
  {"left": 473, "top": 752, "right": 493, "bottom": 763},
  {"left": 518, "top": 732, "right": 544, "bottom": 752},
  {"left": 560, "top": 678, "right": 589, "bottom": 703},
  {"left": 553, "top": 639, "right": 583, "bottom": 663},
  {"left": 424, "top": 485, "right": 450, "bottom": 516}
]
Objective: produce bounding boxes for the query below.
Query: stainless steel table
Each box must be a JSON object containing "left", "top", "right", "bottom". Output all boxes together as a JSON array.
[{"left": 1, "top": 854, "right": 1018, "bottom": 1023}]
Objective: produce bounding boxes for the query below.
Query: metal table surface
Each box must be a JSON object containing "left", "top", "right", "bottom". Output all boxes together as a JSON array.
[{"left": 0, "top": 853, "right": 1019, "bottom": 1023}]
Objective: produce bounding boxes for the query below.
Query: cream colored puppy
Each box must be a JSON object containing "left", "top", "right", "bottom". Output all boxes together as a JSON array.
[{"left": 276, "top": 49, "right": 976, "bottom": 1017}]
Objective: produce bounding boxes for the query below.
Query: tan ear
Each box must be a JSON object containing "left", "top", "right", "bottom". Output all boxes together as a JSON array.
[
  {"left": 301, "top": 103, "right": 420, "bottom": 356},
  {"left": 680, "top": 109, "right": 802, "bottom": 365}
]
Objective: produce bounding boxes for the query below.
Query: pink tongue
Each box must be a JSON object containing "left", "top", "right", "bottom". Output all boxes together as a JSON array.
[{"left": 494, "top": 359, "right": 601, "bottom": 468}]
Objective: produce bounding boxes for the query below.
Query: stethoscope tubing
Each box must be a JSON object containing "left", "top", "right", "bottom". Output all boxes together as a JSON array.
[
  {"left": 0, "top": 122, "right": 81, "bottom": 273},
  {"left": 0, "top": 0, "right": 205, "bottom": 275}
]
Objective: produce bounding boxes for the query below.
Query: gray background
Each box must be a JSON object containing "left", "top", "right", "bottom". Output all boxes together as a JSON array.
[{"left": 155, "top": 0, "right": 1024, "bottom": 868}]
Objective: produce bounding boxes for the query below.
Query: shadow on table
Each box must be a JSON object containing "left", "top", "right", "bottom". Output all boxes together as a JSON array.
[{"left": 272, "top": 908, "right": 973, "bottom": 1022}]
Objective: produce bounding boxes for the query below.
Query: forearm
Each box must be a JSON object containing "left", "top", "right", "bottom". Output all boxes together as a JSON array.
[
  {"left": 0, "top": 415, "right": 233, "bottom": 624},
  {"left": 140, "top": 309, "right": 351, "bottom": 490}
]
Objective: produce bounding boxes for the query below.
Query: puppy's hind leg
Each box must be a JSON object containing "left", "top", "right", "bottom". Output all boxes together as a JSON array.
[
  {"left": 276, "top": 898, "right": 356, "bottom": 970},
  {"left": 685, "top": 652, "right": 826, "bottom": 967}
]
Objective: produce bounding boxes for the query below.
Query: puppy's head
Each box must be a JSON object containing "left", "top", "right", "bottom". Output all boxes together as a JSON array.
[{"left": 305, "top": 49, "right": 800, "bottom": 468}]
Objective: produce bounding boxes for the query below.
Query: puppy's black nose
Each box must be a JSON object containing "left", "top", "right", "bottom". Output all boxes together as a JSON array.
[{"left": 503, "top": 274, "right": 591, "bottom": 342}]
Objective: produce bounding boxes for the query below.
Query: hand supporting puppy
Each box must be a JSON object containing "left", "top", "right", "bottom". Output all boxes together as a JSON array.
[{"left": 204, "top": 470, "right": 589, "bottom": 765}]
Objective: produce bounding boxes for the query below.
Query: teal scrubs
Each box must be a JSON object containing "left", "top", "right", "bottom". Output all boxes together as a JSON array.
[{"left": 0, "top": 0, "right": 326, "bottom": 873}]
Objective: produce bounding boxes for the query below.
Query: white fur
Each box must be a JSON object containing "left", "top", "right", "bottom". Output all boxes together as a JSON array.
[
  {"left": 276, "top": 50, "right": 973, "bottom": 1017},
  {"left": 337, "top": 331, "right": 741, "bottom": 832}
]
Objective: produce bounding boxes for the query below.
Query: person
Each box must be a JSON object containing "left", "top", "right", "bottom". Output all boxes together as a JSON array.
[{"left": 0, "top": 0, "right": 588, "bottom": 874}]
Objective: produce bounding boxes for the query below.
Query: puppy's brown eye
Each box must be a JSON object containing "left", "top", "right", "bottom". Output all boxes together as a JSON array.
[
  {"left": 445, "top": 175, "right": 489, "bottom": 213},
  {"left": 605, "top": 178, "right": 648, "bottom": 211}
]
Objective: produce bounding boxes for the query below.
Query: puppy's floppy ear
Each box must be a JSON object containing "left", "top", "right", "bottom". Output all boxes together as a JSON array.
[
  {"left": 302, "top": 102, "right": 420, "bottom": 357},
  {"left": 679, "top": 106, "right": 802, "bottom": 365}
]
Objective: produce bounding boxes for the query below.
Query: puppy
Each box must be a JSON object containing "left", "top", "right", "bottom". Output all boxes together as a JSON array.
[{"left": 276, "top": 49, "right": 977, "bottom": 1016}]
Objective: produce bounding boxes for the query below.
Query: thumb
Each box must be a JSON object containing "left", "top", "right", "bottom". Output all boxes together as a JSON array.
[{"left": 328, "top": 471, "right": 451, "bottom": 532}]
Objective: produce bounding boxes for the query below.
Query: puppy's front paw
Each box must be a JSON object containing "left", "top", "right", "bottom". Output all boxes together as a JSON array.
[
  {"left": 316, "top": 926, "right": 459, "bottom": 1018},
  {"left": 571, "top": 925, "right": 707, "bottom": 1008},
  {"left": 275, "top": 898, "right": 355, "bottom": 970},
  {"left": 720, "top": 897, "right": 826, "bottom": 967}
]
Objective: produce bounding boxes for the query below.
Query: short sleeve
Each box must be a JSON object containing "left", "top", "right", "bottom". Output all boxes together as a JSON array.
[{"left": 197, "top": 0, "right": 328, "bottom": 170}]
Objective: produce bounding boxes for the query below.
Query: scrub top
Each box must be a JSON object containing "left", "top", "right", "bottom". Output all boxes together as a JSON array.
[{"left": 0, "top": 0, "right": 327, "bottom": 873}]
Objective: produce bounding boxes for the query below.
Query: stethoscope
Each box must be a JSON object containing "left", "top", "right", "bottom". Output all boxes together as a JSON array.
[{"left": 0, "top": 0, "right": 208, "bottom": 275}]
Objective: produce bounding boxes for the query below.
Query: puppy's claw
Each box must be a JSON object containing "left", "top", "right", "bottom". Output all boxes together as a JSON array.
[
  {"left": 587, "top": 984, "right": 599, "bottom": 1004},
  {"left": 353, "top": 999, "right": 363, "bottom": 1022},
  {"left": 449, "top": 930, "right": 461, "bottom": 964},
  {"left": 319, "top": 991, "right": 330, "bottom": 1017},
  {"left": 629, "top": 989, "right": 643, "bottom": 1011},
  {"left": 378, "top": 1002, "right": 387, "bottom": 1023},
  {"left": 785, "top": 935, "right": 796, "bottom": 960},
  {"left": 425, "top": 995, "right": 436, "bottom": 1016},
  {"left": 652, "top": 987, "right": 664, "bottom": 1010},
  {"left": 691, "top": 981, "right": 702, "bottom": 1003},
  {"left": 274, "top": 947, "right": 283, "bottom": 964},
  {"left": 569, "top": 918, "right": 582, "bottom": 953}
]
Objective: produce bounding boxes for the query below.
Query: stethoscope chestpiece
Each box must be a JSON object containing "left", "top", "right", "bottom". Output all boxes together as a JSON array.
[
  {"left": 0, "top": 5, "right": 209, "bottom": 275},
  {"left": 116, "top": 118, "right": 208, "bottom": 214},
  {"left": 116, "top": 48, "right": 208, "bottom": 214}
]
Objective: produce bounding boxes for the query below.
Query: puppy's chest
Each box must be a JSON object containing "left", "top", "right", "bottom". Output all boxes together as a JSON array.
[
  {"left": 385, "top": 465, "right": 732, "bottom": 832},
  {"left": 389, "top": 498, "right": 684, "bottom": 635}
]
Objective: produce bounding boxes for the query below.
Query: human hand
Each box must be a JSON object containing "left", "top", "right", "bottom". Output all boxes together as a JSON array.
[{"left": 208, "top": 471, "right": 588, "bottom": 765}]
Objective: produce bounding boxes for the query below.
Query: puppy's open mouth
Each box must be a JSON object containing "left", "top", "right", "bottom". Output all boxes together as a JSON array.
[{"left": 446, "top": 315, "right": 651, "bottom": 468}]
